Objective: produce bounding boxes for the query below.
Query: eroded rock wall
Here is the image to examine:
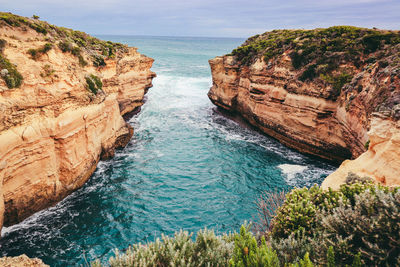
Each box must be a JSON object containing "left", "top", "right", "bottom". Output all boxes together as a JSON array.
[
  {"left": 0, "top": 23, "right": 155, "bottom": 229},
  {"left": 209, "top": 38, "right": 400, "bottom": 188}
]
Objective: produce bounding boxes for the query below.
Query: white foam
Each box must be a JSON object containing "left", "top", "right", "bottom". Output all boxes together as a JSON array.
[{"left": 278, "top": 164, "right": 308, "bottom": 180}]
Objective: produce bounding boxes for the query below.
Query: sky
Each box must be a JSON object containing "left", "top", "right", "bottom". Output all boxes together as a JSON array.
[{"left": 1, "top": 0, "right": 399, "bottom": 38}]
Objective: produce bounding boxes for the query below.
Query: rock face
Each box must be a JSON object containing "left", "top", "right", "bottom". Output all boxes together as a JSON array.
[
  {"left": 0, "top": 254, "right": 49, "bottom": 267},
  {"left": 208, "top": 27, "right": 400, "bottom": 188},
  {"left": 0, "top": 14, "right": 155, "bottom": 231},
  {"left": 322, "top": 114, "right": 400, "bottom": 189}
]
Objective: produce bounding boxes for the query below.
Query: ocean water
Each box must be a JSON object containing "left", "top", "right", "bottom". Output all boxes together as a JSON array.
[{"left": 0, "top": 36, "right": 336, "bottom": 266}]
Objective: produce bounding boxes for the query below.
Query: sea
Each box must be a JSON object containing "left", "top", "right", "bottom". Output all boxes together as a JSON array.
[{"left": 0, "top": 36, "right": 336, "bottom": 266}]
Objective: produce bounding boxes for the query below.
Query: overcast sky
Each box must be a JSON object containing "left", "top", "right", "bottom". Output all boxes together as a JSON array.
[{"left": 1, "top": 0, "right": 399, "bottom": 37}]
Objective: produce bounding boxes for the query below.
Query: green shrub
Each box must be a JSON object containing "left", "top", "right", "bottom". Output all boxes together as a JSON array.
[
  {"left": 39, "top": 43, "right": 53, "bottom": 53},
  {"left": 40, "top": 64, "right": 55, "bottom": 78},
  {"left": 229, "top": 26, "right": 400, "bottom": 86},
  {"left": 270, "top": 230, "right": 313, "bottom": 264},
  {"left": 85, "top": 74, "right": 102, "bottom": 95},
  {"left": 287, "top": 252, "right": 314, "bottom": 267},
  {"left": 269, "top": 185, "right": 343, "bottom": 239},
  {"left": 27, "top": 43, "right": 53, "bottom": 60},
  {"left": 78, "top": 54, "right": 88, "bottom": 67},
  {"left": 27, "top": 48, "right": 38, "bottom": 59},
  {"left": 364, "top": 140, "right": 370, "bottom": 150},
  {"left": 58, "top": 41, "right": 73, "bottom": 52},
  {"left": 267, "top": 180, "right": 400, "bottom": 266},
  {"left": 0, "top": 54, "right": 23, "bottom": 88},
  {"left": 91, "top": 228, "right": 234, "bottom": 267},
  {"left": 320, "top": 72, "right": 352, "bottom": 97},
  {"left": 0, "top": 39, "right": 6, "bottom": 53},
  {"left": 92, "top": 54, "right": 106, "bottom": 67},
  {"left": 299, "top": 64, "right": 317, "bottom": 81},
  {"left": 315, "top": 188, "right": 400, "bottom": 266},
  {"left": 230, "top": 224, "right": 280, "bottom": 267}
]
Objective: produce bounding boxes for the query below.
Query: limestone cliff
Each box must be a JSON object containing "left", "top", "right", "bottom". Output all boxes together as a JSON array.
[
  {"left": 208, "top": 26, "right": 400, "bottom": 188},
  {"left": 0, "top": 254, "right": 48, "bottom": 267},
  {"left": 0, "top": 13, "right": 155, "bottom": 231}
]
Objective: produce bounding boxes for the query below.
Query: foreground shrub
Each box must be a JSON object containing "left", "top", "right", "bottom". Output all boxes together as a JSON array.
[
  {"left": 315, "top": 188, "right": 400, "bottom": 266},
  {"left": 269, "top": 178, "right": 381, "bottom": 240},
  {"left": 91, "top": 228, "right": 234, "bottom": 267},
  {"left": 269, "top": 185, "right": 342, "bottom": 239},
  {"left": 230, "top": 224, "right": 280, "bottom": 267},
  {"left": 254, "top": 190, "right": 286, "bottom": 235},
  {"left": 266, "top": 178, "right": 400, "bottom": 266}
]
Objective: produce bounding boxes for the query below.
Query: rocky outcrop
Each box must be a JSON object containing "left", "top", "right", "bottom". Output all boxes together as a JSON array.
[
  {"left": 0, "top": 14, "right": 155, "bottom": 231},
  {"left": 322, "top": 114, "right": 400, "bottom": 189},
  {"left": 0, "top": 254, "right": 49, "bottom": 267},
  {"left": 208, "top": 27, "right": 400, "bottom": 188}
]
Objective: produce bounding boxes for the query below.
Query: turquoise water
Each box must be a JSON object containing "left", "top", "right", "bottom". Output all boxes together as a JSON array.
[{"left": 0, "top": 36, "right": 336, "bottom": 266}]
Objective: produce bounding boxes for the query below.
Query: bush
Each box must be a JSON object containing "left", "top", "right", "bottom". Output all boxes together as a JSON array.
[
  {"left": 229, "top": 26, "right": 400, "bottom": 86},
  {"left": 315, "top": 188, "right": 400, "bottom": 266},
  {"left": 320, "top": 72, "right": 352, "bottom": 97},
  {"left": 85, "top": 74, "right": 102, "bottom": 95},
  {"left": 269, "top": 185, "right": 343, "bottom": 239},
  {"left": 266, "top": 179, "right": 400, "bottom": 266},
  {"left": 230, "top": 224, "right": 280, "bottom": 267},
  {"left": 58, "top": 41, "right": 73, "bottom": 52},
  {"left": 299, "top": 64, "right": 317, "bottom": 81},
  {"left": 91, "top": 228, "right": 234, "bottom": 267},
  {"left": 92, "top": 54, "right": 106, "bottom": 67},
  {"left": 0, "top": 54, "right": 23, "bottom": 88},
  {"left": 0, "top": 39, "right": 6, "bottom": 53},
  {"left": 40, "top": 64, "right": 55, "bottom": 78},
  {"left": 27, "top": 43, "right": 53, "bottom": 60},
  {"left": 254, "top": 190, "right": 286, "bottom": 235}
]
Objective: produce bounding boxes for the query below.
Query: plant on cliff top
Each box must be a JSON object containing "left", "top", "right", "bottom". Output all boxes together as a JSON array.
[
  {"left": 1, "top": 12, "right": 124, "bottom": 67},
  {"left": 230, "top": 26, "right": 400, "bottom": 97},
  {"left": 0, "top": 54, "right": 23, "bottom": 88},
  {"left": 230, "top": 224, "right": 280, "bottom": 267},
  {"left": 265, "top": 175, "right": 400, "bottom": 266},
  {"left": 85, "top": 74, "right": 102, "bottom": 95},
  {"left": 91, "top": 228, "right": 234, "bottom": 267},
  {"left": 27, "top": 43, "right": 53, "bottom": 60}
]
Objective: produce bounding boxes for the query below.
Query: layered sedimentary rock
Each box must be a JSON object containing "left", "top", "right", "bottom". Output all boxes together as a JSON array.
[
  {"left": 0, "top": 13, "right": 155, "bottom": 231},
  {"left": 208, "top": 27, "right": 400, "bottom": 188},
  {"left": 0, "top": 254, "right": 49, "bottom": 267}
]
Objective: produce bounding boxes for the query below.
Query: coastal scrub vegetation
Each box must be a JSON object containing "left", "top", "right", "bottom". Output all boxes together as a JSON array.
[
  {"left": 230, "top": 26, "right": 400, "bottom": 96},
  {"left": 92, "top": 176, "right": 400, "bottom": 266},
  {"left": 27, "top": 43, "right": 53, "bottom": 60},
  {"left": 0, "top": 12, "right": 126, "bottom": 67},
  {"left": 0, "top": 39, "right": 23, "bottom": 89},
  {"left": 85, "top": 74, "right": 103, "bottom": 95}
]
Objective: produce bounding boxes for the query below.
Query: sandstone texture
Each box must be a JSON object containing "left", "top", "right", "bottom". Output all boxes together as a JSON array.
[
  {"left": 0, "top": 13, "right": 155, "bottom": 232},
  {"left": 0, "top": 254, "right": 49, "bottom": 267},
  {"left": 208, "top": 27, "right": 400, "bottom": 188}
]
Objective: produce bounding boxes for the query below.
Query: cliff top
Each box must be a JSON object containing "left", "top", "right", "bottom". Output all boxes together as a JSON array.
[
  {"left": 0, "top": 12, "right": 131, "bottom": 89},
  {"left": 228, "top": 26, "right": 400, "bottom": 100},
  {"left": 232, "top": 26, "right": 400, "bottom": 66},
  {"left": 0, "top": 12, "right": 127, "bottom": 57}
]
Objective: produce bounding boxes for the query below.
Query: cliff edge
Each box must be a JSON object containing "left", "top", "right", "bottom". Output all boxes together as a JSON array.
[
  {"left": 208, "top": 26, "right": 400, "bottom": 189},
  {"left": 0, "top": 13, "right": 155, "bottom": 231}
]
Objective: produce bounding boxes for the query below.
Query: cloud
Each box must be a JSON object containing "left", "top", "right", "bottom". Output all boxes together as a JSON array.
[{"left": 0, "top": 0, "right": 399, "bottom": 37}]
